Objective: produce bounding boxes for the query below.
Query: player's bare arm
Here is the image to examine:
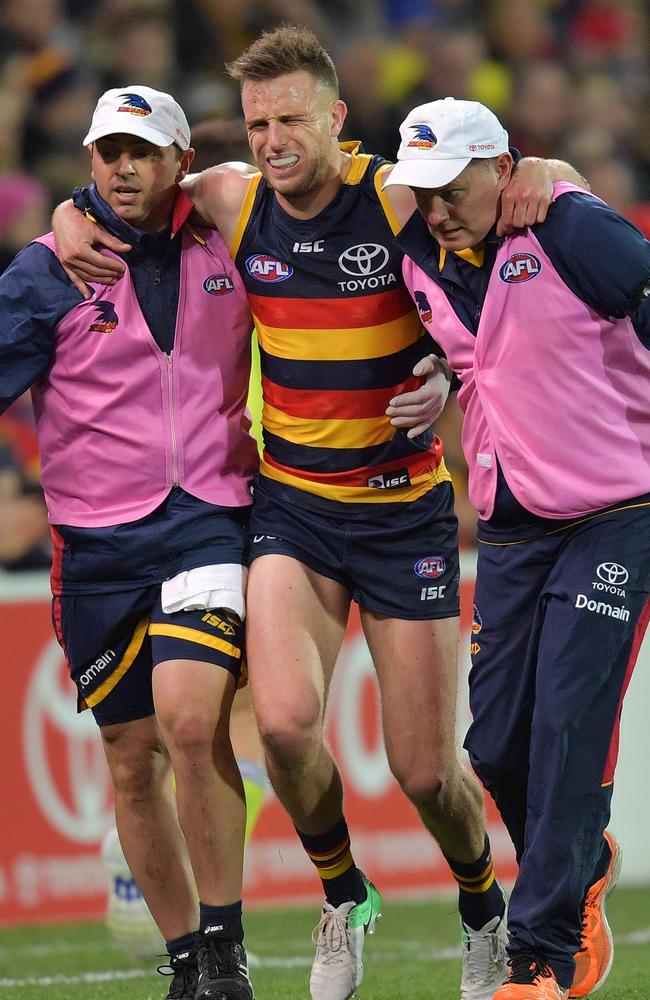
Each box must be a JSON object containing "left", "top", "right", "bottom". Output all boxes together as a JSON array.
[
  {"left": 181, "top": 161, "right": 255, "bottom": 248},
  {"left": 52, "top": 199, "right": 131, "bottom": 297},
  {"left": 497, "top": 157, "right": 590, "bottom": 235},
  {"left": 52, "top": 161, "right": 256, "bottom": 298}
]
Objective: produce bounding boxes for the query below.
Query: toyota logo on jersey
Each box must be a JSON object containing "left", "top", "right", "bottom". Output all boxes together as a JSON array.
[
  {"left": 338, "top": 243, "right": 389, "bottom": 277},
  {"left": 246, "top": 254, "right": 293, "bottom": 282},
  {"left": 499, "top": 253, "right": 541, "bottom": 283}
]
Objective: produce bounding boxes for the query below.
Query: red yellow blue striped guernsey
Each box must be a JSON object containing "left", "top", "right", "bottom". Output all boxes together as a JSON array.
[{"left": 231, "top": 142, "right": 450, "bottom": 510}]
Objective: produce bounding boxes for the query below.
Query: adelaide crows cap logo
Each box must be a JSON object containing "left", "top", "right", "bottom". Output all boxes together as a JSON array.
[
  {"left": 384, "top": 98, "right": 509, "bottom": 191},
  {"left": 117, "top": 93, "right": 152, "bottom": 117},
  {"left": 407, "top": 124, "right": 437, "bottom": 150},
  {"left": 83, "top": 86, "right": 191, "bottom": 150}
]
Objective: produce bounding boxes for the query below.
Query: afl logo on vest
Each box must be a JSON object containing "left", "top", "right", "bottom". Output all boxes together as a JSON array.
[
  {"left": 203, "top": 273, "right": 234, "bottom": 295},
  {"left": 499, "top": 252, "right": 541, "bottom": 283},
  {"left": 246, "top": 254, "right": 293, "bottom": 282}
]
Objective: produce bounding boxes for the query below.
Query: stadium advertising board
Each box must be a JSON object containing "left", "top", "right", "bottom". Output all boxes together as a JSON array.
[{"left": 1, "top": 564, "right": 647, "bottom": 925}]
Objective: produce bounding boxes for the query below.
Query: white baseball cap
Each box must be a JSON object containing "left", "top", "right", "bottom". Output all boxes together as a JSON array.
[
  {"left": 83, "top": 85, "right": 191, "bottom": 150},
  {"left": 384, "top": 97, "right": 508, "bottom": 190}
]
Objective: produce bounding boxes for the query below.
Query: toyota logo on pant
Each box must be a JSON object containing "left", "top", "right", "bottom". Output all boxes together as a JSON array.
[
  {"left": 596, "top": 562, "right": 629, "bottom": 586},
  {"left": 338, "top": 243, "right": 389, "bottom": 276}
]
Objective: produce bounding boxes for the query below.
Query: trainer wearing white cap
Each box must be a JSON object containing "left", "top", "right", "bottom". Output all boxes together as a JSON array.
[
  {"left": 392, "top": 96, "right": 650, "bottom": 1000},
  {"left": 0, "top": 83, "right": 258, "bottom": 1000},
  {"left": 384, "top": 97, "right": 513, "bottom": 253},
  {"left": 385, "top": 97, "right": 509, "bottom": 191},
  {"left": 83, "top": 85, "right": 191, "bottom": 150}
]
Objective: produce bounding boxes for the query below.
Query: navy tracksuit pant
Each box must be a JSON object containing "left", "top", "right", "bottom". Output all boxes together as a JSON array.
[{"left": 464, "top": 501, "right": 650, "bottom": 987}]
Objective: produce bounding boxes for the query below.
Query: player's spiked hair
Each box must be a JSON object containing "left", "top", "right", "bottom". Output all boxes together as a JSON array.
[{"left": 226, "top": 25, "right": 339, "bottom": 96}]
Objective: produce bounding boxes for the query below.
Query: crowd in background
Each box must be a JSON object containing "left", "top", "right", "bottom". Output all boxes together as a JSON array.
[{"left": 1, "top": 0, "right": 649, "bottom": 569}]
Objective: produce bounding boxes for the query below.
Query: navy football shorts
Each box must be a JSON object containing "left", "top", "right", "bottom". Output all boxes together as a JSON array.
[
  {"left": 50, "top": 489, "right": 249, "bottom": 727},
  {"left": 249, "top": 477, "right": 460, "bottom": 620}
]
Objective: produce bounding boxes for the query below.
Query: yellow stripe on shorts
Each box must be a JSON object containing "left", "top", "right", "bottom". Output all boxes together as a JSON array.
[{"left": 148, "top": 623, "right": 241, "bottom": 660}]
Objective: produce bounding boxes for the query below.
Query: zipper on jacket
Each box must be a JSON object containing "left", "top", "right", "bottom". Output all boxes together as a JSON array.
[{"left": 166, "top": 353, "right": 179, "bottom": 485}]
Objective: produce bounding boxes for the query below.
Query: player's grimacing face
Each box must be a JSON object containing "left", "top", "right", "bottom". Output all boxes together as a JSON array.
[
  {"left": 412, "top": 155, "right": 512, "bottom": 251},
  {"left": 242, "top": 71, "right": 343, "bottom": 198},
  {"left": 90, "top": 135, "right": 192, "bottom": 232}
]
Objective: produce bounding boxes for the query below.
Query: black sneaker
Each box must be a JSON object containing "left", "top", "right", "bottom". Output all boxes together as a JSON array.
[
  {"left": 157, "top": 951, "right": 199, "bottom": 1000},
  {"left": 195, "top": 938, "right": 254, "bottom": 999}
]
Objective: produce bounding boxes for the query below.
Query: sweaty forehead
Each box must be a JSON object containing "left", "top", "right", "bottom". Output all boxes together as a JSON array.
[{"left": 242, "top": 72, "right": 326, "bottom": 119}]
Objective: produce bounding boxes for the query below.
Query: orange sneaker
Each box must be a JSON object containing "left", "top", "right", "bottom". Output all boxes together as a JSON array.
[
  {"left": 569, "top": 830, "right": 622, "bottom": 998},
  {"left": 493, "top": 954, "right": 568, "bottom": 1000}
]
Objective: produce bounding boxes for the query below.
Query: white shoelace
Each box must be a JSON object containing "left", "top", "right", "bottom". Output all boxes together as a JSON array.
[
  {"left": 464, "top": 927, "right": 503, "bottom": 982},
  {"left": 312, "top": 910, "right": 350, "bottom": 965}
]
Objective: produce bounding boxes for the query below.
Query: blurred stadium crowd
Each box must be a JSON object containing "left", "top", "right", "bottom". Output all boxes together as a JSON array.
[{"left": 1, "top": 0, "right": 649, "bottom": 569}]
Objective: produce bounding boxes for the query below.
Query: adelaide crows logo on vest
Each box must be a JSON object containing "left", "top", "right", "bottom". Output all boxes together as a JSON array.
[
  {"left": 117, "top": 93, "right": 152, "bottom": 117},
  {"left": 499, "top": 253, "right": 541, "bottom": 283},
  {"left": 203, "top": 273, "right": 234, "bottom": 295},
  {"left": 89, "top": 301, "right": 118, "bottom": 333},
  {"left": 414, "top": 290, "right": 432, "bottom": 323},
  {"left": 246, "top": 254, "right": 293, "bottom": 282},
  {"left": 407, "top": 124, "right": 437, "bottom": 150}
]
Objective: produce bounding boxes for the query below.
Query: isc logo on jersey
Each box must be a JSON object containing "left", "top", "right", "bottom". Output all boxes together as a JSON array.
[
  {"left": 499, "top": 253, "right": 541, "bottom": 283},
  {"left": 414, "top": 556, "right": 446, "bottom": 579},
  {"left": 203, "top": 273, "right": 234, "bottom": 295},
  {"left": 246, "top": 254, "right": 293, "bottom": 282}
]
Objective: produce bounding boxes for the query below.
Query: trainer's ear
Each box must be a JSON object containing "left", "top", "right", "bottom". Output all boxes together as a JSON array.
[
  {"left": 496, "top": 152, "right": 514, "bottom": 192},
  {"left": 177, "top": 147, "right": 195, "bottom": 182}
]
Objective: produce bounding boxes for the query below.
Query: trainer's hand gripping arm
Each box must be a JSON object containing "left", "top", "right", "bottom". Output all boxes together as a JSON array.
[
  {"left": 385, "top": 354, "right": 452, "bottom": 438},
  {"left": 51, "top": 199, "right": 131, "bottom": 299}
]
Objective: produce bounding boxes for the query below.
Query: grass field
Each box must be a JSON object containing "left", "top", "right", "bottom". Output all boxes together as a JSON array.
[{"left": 1, "top": 888, "right": 649, "bottom": 999}]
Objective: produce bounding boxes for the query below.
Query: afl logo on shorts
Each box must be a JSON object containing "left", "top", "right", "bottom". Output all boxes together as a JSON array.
[
  {"left": 414, "top": 556, "right": 446, "bottom": 579},
  {"left": 203, "top": 273, "right": 234, "bottom": 295},
  {"left": 246, "top": 254, "right": 293, "bottom": 282},
  {"left": 499, "top": 253, "right": 541, "bottom": 283}
]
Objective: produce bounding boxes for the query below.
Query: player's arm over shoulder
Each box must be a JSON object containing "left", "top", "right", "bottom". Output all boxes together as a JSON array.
[
  {"left": 182, "top": 161, "right": 257, "bottom": 247},
  {"left": 380, "top": 164, "right": 417, "bottom": 230}
]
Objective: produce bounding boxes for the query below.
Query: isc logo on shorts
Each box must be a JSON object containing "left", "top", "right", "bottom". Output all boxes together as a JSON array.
[
  {"left": 499, "top": 253, "right": 541, "bottom": 283},
  {"left": 368, "top": 468, "right": 410, "bottom": 489},
  {"left": 201, "top": 612, "right": 236, "bottom": 635}
]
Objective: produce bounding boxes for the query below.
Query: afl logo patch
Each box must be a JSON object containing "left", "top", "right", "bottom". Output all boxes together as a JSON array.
[
  {"left": 414, "top": 556, "right": 446, "bottom": 579},
  {"left": 203, "top": 273, "right": 234, "bottom": 295},
  {"left": 499, "top": 253, "right": 541, "bottom": 283},
  {"left": 246, "top": 254, "right": 293, "bottom": 282}
]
